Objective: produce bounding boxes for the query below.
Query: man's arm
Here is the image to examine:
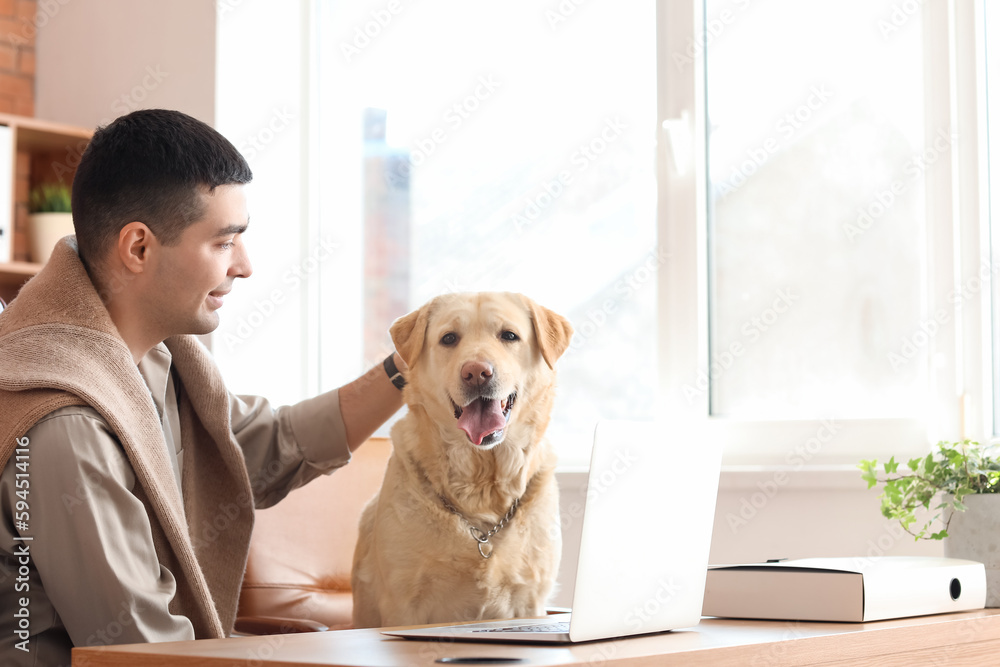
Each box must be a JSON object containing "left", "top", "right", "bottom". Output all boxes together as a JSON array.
[
  {"left": 233, "top": 352, "right": 406, "bottom": 508},
  {"left": 338, "top": 352, "right": 406, "bottom": 452}
]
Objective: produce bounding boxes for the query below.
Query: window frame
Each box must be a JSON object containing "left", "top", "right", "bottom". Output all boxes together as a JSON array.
[{"left": 656, "top": 0, "right": 995, "bottom": 467}]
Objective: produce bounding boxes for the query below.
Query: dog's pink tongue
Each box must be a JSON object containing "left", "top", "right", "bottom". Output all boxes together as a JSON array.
[{"left": 457, "top": 399, "right": 506, "bottom": 445}]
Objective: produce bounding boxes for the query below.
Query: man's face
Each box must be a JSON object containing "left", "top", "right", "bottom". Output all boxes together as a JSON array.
[{"left": 145, "top": 184, "right": 252, "bottom": 336}]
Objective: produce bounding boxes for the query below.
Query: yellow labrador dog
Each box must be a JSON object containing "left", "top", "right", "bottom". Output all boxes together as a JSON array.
[{"left": 351, "top": 292, "right": 573, "bottom": 628}]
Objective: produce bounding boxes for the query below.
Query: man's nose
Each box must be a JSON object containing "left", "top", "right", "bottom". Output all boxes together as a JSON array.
[{"left": 231, "top": 238, "right": 253, "bottom": 279}]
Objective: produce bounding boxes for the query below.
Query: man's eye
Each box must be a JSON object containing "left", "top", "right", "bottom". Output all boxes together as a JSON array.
[
  {"left": 500, "top": 331, "right": 519, "bottom": 342},
  {"left": 440, "top": 333, "right": 458, "bottom": 346}
]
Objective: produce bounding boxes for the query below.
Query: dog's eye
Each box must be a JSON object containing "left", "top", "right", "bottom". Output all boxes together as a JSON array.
[
  {"left": 440, "top": 333, "right": 458, "bottom": 346},
  {"left": 500, "top": 330, "right": 520, "bottom": 342}
]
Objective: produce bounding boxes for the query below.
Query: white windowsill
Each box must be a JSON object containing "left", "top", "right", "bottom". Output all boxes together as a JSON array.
[{"left": 555, "top": 464, "right": 870, "bottom": 492}]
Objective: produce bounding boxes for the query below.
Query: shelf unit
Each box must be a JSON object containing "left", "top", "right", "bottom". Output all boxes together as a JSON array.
[{"left": 0, "top": 113, "right": 92, "bottom": 305}]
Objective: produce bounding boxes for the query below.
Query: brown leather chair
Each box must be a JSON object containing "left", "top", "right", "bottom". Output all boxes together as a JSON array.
[{"left": 234, "top": 437, "right": 392, "bottom": 634}]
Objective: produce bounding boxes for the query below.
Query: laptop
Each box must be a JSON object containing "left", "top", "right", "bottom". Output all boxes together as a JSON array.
[{"left": 383, "top": 418, "right": 724, "bottom": 644}]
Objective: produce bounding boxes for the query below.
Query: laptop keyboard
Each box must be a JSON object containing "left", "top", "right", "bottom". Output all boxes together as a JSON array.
[{"left": 473, "top": 622, "right": 570, "bottom": 634}]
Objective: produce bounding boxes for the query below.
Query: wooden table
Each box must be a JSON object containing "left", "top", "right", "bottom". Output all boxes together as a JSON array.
[{"left": 71, "top": 610, "right": 1000, "bottom": 666}]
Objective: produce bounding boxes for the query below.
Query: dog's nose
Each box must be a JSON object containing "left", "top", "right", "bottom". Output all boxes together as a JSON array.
[{"left": 462, "top": 361, "right": 494, "bottom": 388}]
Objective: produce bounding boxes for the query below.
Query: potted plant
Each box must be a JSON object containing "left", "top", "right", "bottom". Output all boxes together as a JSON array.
[
  {"left": 859, "top": 439, "right": 1000, "bottom": 606},
  {"left": 28, "top": 182, "right": 74, "bottom": 264}
]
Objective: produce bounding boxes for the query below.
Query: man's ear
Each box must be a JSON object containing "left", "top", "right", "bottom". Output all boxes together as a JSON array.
[
  {"left": 521, "top": 294, "right": 574, "bottom": 369},
  {"left": 390, "top": 302, "right": 432, "bottom": 368},
  {"left": 116, "top": 222, "right": 154, "bottom": 273}
]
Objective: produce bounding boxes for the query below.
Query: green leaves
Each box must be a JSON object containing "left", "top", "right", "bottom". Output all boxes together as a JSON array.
[
  {"left": 884, "top": 456, "right": 899, "bottom": 474},
  {"left": 29, "top": 183, "right": 72, "bottom": 214},
  {"left": 859, "top": 459, "right": 878, "bottom": 489},
  {"left": 856, "top": 440, "right": 1000, "bottom": 541}
]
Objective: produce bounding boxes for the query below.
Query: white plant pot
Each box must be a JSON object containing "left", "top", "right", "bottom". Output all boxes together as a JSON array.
[
  {"left": 943, "top": 493, "right": 1000, "bottom": 608},
  {"left": 28, "top": 212, "right": 74, "bottom": 264}
]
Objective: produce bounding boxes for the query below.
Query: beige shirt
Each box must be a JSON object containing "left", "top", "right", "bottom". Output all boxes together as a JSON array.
[{"left": 0, "top": 343, "right": 350, "bottom": 666}]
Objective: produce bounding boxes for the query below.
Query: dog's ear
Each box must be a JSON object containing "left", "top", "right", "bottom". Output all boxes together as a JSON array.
[
  {"left": 522, "top": 295, "right": 574, "bottom": 369},
  {"left": 390, "top": 304, "right": 430, "bottom": 367}
]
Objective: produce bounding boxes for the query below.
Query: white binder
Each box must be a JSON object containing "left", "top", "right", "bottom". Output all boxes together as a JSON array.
[{"left": 703, "top": 556, "right": 987, "bottom": 622}]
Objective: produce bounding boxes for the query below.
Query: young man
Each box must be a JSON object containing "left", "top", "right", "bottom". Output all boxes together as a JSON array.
[{"left": 0, "top": 109, "right": 405, "bottom": 665}]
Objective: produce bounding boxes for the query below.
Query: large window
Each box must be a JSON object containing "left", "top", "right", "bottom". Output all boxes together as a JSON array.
[
  {"left": 316, "top": 1, "right": 657, "bottom": 465},
  {"left": 659, "top": 0, "right": 989, "bottom": 465},
  {"left": 216, "top": 0, "right": 995, "bottom": 469}
]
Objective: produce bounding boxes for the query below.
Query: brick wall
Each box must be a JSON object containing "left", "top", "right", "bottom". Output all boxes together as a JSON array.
[{"left": 0, "top": 0, "right": 35, "bottom": 116}]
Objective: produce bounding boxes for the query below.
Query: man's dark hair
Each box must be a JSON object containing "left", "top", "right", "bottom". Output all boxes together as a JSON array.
[{"left": 71, "top": 109, "right": 253, "bottom": 276}]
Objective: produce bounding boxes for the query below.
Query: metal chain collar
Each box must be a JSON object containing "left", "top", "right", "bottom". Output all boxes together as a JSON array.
[{"left": 440, "top": 495, "right": 520, "bottom": 559}]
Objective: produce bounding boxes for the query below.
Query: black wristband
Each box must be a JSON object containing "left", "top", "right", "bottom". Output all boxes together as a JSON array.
[{"left": 384, "top": 354, "right": 406, "bottom": 390}]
